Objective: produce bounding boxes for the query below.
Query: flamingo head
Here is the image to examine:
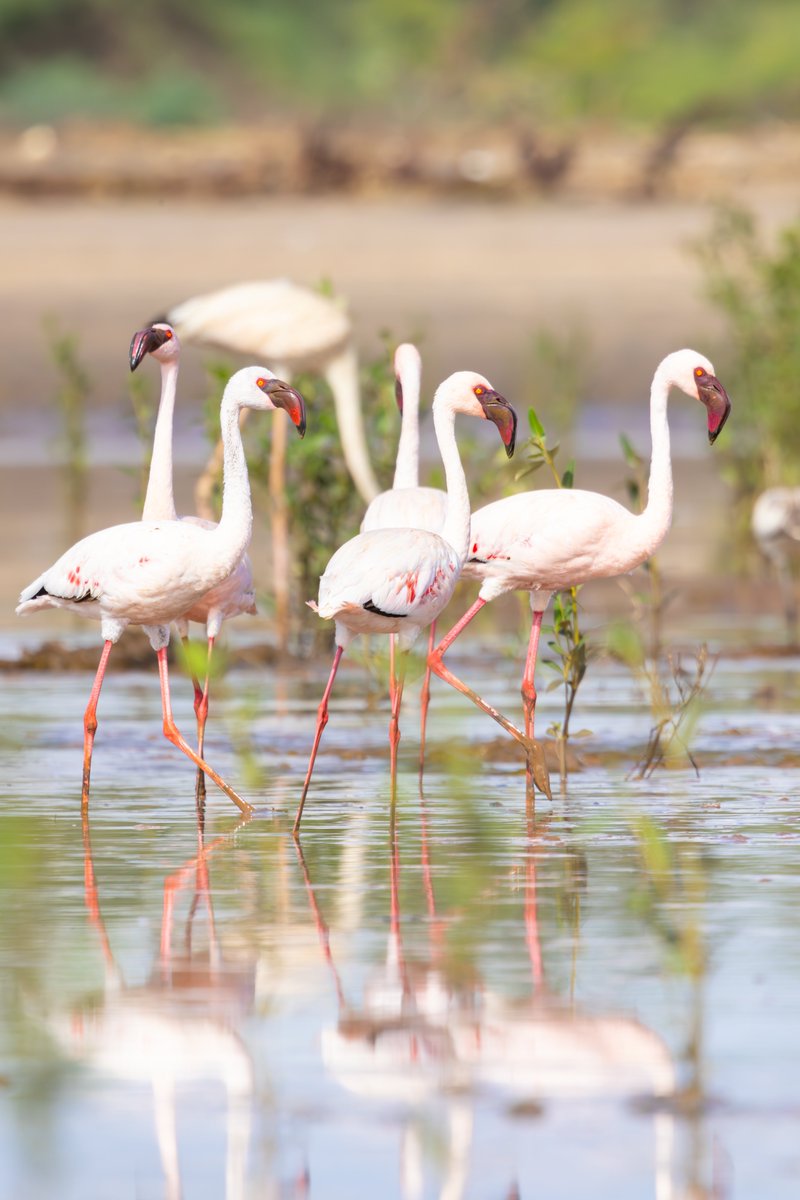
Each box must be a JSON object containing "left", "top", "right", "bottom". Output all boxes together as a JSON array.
[
  {"left": 665, "top": 349, "right": 732, "bottom": 444},
  {"left": 227, "top": 365, "right": 307, "bottom": 436},
  {"left": 393, "top": 342, "right": 422, "bottom": 415},
  {"left": 437, "top": 371, "right": 517, "bottom": 458},
  {"left": 129, "top": 322, "right": 180, "bottom": 371}
]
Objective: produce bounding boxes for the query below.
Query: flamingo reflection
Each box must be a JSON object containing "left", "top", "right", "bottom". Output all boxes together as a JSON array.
[
  {"left": 297, "top": 800, "right": 678, "bottom": 1200},
  {"left": 60, "top": 815, "right": 257, "bottom": 1200}
]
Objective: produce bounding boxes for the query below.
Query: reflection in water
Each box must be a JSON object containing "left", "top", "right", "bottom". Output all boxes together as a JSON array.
[
  {"left": 297, "top": 798, "right": 678, "bottom": 1200},
  {"left": 57, "top": 813, "right": 257, "bottom": 1200}
]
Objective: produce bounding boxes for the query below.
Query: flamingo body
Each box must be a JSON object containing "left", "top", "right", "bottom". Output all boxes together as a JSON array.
[{"left": 314, "top": 527, "right": 460, "bottom": 648}]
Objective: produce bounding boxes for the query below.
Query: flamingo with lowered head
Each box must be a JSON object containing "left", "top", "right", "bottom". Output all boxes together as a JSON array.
[
  {"left": 129, "top": 323, "right": 256, "bottom": 767},
  {"left": 360, "top": 343, "right": 448, "bottom": 766},
  {"left": 293, "top": 370, "right": 517, "bottom": 835},
  {"left": 428, "top": 348, "right": 732, "bottom": 794},
  {"left": 17, "top": 366, "right": 306, "bottom": 816}
]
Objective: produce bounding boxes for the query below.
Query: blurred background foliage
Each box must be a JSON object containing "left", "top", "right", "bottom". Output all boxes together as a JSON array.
[{"left": 1, "top": 0, "right": 800, "bottom": 128}]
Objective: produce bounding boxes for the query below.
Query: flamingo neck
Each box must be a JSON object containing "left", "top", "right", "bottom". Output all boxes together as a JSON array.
[
  {"left": 434, "top": 403, "right": 470, "bottom": 564},
  {"left": 215, "top": 395, "right": 254, "bottom": 569},
  {"left": 392, "top": 368, "right": 420, "bottom": 491},
  {"left": 639, "top": 370, "right": 673, "bottom": 552},
  {"left": 325, "top": 346, "right": 380, "bottom": 502},
  {"left": 142, "top": 359, "right": 179, "bottom": 521}
]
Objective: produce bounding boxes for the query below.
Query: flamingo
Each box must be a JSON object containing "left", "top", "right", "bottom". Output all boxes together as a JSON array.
[
  {"left": 751, "top": 486, "right": 800, "bottom": 641},
  {"left": 17, "top": 366, "right": 306, "bottom": 816},
  {"left": 129, "top": 323, "right": 256, "bottom": 772},
  {"left": 427, "top": 348, "right": 732, "bottom": 794},
  {"left": 360, "top": 343, "right": 448, "bottom": 767},
  {"left": 293, "top": 370, "right": 517, "bottom": 835},
  {"left": 163, "top": 280, "right": 380, "bottom": 640}
]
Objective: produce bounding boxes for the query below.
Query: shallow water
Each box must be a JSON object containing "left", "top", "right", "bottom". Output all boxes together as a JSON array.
[{"left": 1, "top": 636, "right": 800, "bottom": 1199}]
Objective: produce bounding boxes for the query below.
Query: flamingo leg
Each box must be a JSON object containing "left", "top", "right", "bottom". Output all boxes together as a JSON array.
[
  {"left": 193, "top": 635, "right": 216, "bottom": 809},
  {"left": 389, "top": 638, "right": 407, "bottom": 805},
  {"left": 428, "top": 599, "right": 552, "bottom": 801},
  {"left": 294, "top": 645, "right": 345, "bottom": 836},
  {"left": 521, "top": 611, "right": 543, "bottom": 740},
  {"left": 156, "top": 647, "right": 253, "bottom": 816},
  {"left": 81, "top": 639, "right": 114, "bottom": 814},
  {"left": 418, "top": 621, "right": 436, "bottom": 779}
]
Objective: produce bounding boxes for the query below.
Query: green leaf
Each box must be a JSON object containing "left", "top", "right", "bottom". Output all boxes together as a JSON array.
[
  {"left": 527, "top": 407, "right": 545, "bottom": 437},
  {"left": 561, "top": 460, "right": 575, "bottom": 489},
  {"left": 619, "top": 432, "right": 640, "bottom": 467}
]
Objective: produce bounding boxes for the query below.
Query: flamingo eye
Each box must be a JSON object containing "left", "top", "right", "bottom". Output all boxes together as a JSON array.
[
  {"left": 165, "top": 330, "right": 173, "bottom": 340},
  {"left": 256, "top": 377, "right": 266, "bottom": 388},
  {"left": 694, "top": 366, "right": 704, "bottom": 378},
  {"left": 474, "top": 385, "right": 486, "bottom": 397}
]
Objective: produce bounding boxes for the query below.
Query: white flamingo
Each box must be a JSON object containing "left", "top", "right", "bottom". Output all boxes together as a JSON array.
[
  {"left": 751, "top": 486, "right": 800, "bottom": 641},
  {"left": 129, "top": 323, "right": 256, "bottom": 766},
  {"left": 17, "top": 366, "right": 306, "bottom": 815},
  {"left": 360, "top": 343, "right": 449, "bottom": 766},
  {"left": 294, "top": 370, "right": 517, "bottom": 834},
  {"left": 164, "top": 280, "right": 380, "bottom": 642},
  {"left": 427, "top": 349, "right": 732, "bottom": 794}
]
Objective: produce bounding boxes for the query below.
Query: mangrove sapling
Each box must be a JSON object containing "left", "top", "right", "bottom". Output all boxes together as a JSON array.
[{"left": 45, "top": 318, "right": 91, "bottom": 544}]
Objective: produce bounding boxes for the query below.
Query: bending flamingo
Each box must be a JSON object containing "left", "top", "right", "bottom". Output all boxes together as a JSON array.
[
  {"left": 428, "top": 348, "right": 732, "bottom": 794},
  {"left": 294, "top": 370, "right": 517, "bottom": 835},
  {"left": 360, "top": 343, "right": 448, "bottom": 767},
  {"left": 130, "top": 323, "right": 256, "bottom": 767},
  {"left": 17, "top": 366, "right": 306, "bottom": 815}
]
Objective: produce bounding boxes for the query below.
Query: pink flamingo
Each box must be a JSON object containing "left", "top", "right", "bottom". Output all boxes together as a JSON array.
[
  {"left": 294, "top": 370, "right": 517, "bottom": 834},
  {"left": 17, "top": 366, "right": 306, "bottom": 815},
  {"left": 360, "top": 343, "right": 448, "bottom": 769},
  {"left": 130, "top": 323, "right": 257, "bottom": 770},
  {"left": 427, "top": 349, "right": 732, "bottom": 795}
]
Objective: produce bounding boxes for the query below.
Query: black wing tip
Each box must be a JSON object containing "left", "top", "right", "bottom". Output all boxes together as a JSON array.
[{"left": 363, "top": 599, "right": 407, "bottom": 619}]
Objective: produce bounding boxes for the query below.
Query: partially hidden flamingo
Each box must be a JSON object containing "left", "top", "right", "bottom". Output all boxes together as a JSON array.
[
  {"left": 360, "top": 343, "right": 448, "bottom": 768},
  {"left": 129, "top": 323, "right": 256, "bottom": 769},
  {"left": 428, "top": 348, "right": 732, "bottom": 795},
  {"left": 294, "top": 370, "right": 517, "bottom": 835},
  {"left": 17, "top": 366, "right": 306, "bottom": 816}
]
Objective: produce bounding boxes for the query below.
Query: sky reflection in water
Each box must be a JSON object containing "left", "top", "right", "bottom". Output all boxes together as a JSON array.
[{"left": 1, "top": 645, "right": 799, "bottom": 1199}]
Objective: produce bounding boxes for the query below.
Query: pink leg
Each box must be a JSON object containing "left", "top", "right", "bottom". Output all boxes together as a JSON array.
[
  {"left": 156, "top": 646, "right": 253, "bottom": 816},
  {"left": 418, "top": 621, "right": 436, "bottom": 778},
  {"left": 428, "top": 599, "right": 527, "bottom": 744},
  {"left": 294, "top": 645, "right": 344, "bottom": 836},
  {"left": 522, "top": 611, "right": 544, "bottom": 740},
  {"left": 81, "top": 640, "right": 114, "bottom": 814},
  {"left": 192, "top": 635, "right": 215, "bottom": 808},
  {"left": 389, "top": 637, "right": 406, "bottom": 805},
  {"left": 428, "top": 599, "right": 552, "bottom": 800}
]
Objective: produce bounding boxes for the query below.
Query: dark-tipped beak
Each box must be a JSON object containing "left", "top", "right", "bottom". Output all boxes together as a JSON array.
[
  {"left": 259, "top": 377, "right": 307, "bottom": 437},
  {"left": 698, "top": 374, "right": 731, "bottom": 444},
  {"left": 129, "top": 326, "right": 169, "bottom": 371},
  {"left": 394, "top": 375, "right": 404, "bottom": 415},
  {"left": 480, "top": 389, "right": 518, "bottom": 458}
]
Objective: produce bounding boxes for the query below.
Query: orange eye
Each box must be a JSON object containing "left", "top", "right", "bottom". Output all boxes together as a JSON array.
[
  {"left": 474, "top": 385, "right": 485, "bottom": 397},
  {"left": 165, "top": 330, "right": 173, "bottom": 339},
  {"left": 257, "top": 378, "right": 266, "bottom": 387},
  {"left": 694, "top": 366, "right": 704, "bottom": 377}
]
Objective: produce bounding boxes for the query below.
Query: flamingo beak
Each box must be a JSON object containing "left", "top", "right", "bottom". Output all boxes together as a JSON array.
[
  {"left": 697, "top": 373, "right": 731, "bottom": 444},
  {"left": 394, "top": 374, "right": 404, "bottom": 415},
  {"left": 480, "top": 390, "right": 518, "bottom": 458},
  {"left": 129, "top": 326, "right": 170, "bottom": 371},
  {"left": 259, "top": 378, "right": 307, "bottom": 437}
]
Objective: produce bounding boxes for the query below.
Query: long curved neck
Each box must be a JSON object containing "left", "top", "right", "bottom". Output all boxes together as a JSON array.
[
  {"left": 142, "top": 360, "right": 179, "bottom": 521},
  {"left": 392, "top": 368, "right": 420, "bottom": 491},
  {"left": 214, "top": 395, "right": 254, "bottom": 568},
  {"left": 639, "top": 369, "right": 673, "bottom": 552},
  {"left": 325, "top": 345, "right": 380, "bottom": 502},
  {"left": 434, "top": 402, "right": 470, "bottom": 563}
]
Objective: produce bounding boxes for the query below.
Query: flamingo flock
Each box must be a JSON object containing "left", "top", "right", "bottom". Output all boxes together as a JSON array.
[{"left": 17, "top": 295, "right": 732, "bottom": 828}]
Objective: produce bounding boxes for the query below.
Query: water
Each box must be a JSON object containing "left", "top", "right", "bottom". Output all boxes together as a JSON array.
[{"left": 1, "top": 638, "right": 800, "bottom": 1198}]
